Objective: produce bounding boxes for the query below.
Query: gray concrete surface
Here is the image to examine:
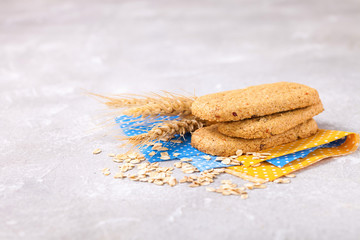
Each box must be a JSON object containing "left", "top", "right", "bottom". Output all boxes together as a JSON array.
[{"left": 1, "top": 0, "right": 360, "bottom": 239}]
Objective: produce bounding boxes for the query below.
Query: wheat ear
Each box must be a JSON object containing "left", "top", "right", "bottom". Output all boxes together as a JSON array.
[
  {"left": 125, "top": 118, "right": 204, "bottom": 145},
  {"left": 87, "top": 92, "right": 155, "bottom": 108},
  {"left": 123, "top": 97, "right": 193, "bottom": 117},
  {"left": 88, "top": 92, "right": 196, "bottom": 113}
]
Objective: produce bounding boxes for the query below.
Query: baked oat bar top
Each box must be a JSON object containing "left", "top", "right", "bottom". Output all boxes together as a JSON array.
[{"left": 191, "top": 82, "right": 320, "bottom": 122}]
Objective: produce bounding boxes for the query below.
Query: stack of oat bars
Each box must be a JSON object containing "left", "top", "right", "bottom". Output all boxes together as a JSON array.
[{"left": 190, "top": 82, "right": 324, "bottom": 157}]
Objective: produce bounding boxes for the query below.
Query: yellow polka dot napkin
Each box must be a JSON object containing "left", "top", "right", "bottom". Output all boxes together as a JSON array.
[{"left": 226, "top": 129, "right": 360, "bottom": 183}]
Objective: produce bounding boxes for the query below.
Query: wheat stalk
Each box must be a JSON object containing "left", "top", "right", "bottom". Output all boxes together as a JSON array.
[
  {"left": 124, "top": 118, "right": 205, "bottom": 146},
  {"left": 88, "top": 92, "right": 196, "bottom": 116}
]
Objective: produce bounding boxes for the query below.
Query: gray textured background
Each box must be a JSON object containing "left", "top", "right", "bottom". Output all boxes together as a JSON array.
[{"left": 1, "top": 0, "right": 360, "bottom": 239}]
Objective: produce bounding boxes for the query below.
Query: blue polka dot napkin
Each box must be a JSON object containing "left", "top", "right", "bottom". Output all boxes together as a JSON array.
[{"left": 116, "top": 115, "right": 232, "bottom": 171}]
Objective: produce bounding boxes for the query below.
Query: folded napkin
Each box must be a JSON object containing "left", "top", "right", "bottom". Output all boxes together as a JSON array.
[
  {"left": 228, "top": 129, "right": 359, "bottom": 182},
  {"left": 117, "top": 115, "right": 359, "bottom": 182}
]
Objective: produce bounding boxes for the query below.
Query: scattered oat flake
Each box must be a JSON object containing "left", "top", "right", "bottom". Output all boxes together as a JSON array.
[
  {"left": 236, "top": 150, "right": 243, "bottom": 156},
  {"left": 201, "top": 181, "right": 211, "bottom": 186},
  {"left": 127, "top": 152, "right": 138, "bottom": 159},
  {"left": 112, "top": 158, "right": 122, "bottom": 163},
  {"left": 253, "top": 183, "right": 267, "bottom": 189},
  {"left": 154, "top": 180, "right": 164, "bottom": 186},
  {"left": 221, "top": 158, "right": 231, "bottom": 165},
  {"left": 189, "top": 183, "right": 200, "bottom": 187},
  {"left": 159, "top": 152, "right": 171, "bottom": 160},
  {"left": 260, "top": 153, "right": 271, "bottom": 156},
  {"left": 168, "top": 177, "right": 177, "bottom": 187},
  {"left": 285, "top": 174, "right": 296, "bottom": 178},
  {"left": 241, "top": 193, "right": 249, "bottom": 199},
  {"left": 202, "top": 155, "right": 212, "bottom": 160},
  {"left": 173, "top": 153, "right": 180, "bottom": 157},
  {"left": 174, "top": 162, "right": 182, "bottom": 168},
  {"left": 113, "top": 172, "right": 125, "bottom": 179},
  {"left": 108, "top": 153, "right": 115, "bottom": 157},
  {"left": 215, "top": 157, "right": 224, "bottom": 161},
  {"left": 183, "top": 169, "right": 195, "bottom": 174},
  {"left": 158, "top": 147, "right": 169, "bottom": 151},
  {"left": 179, "top": 176, "right": 188, "bottom": 183},
  {"left": 149, "top": 151, "right": 156, "bottom": 157},
  {"left": 128, "top": 174, "right": 139, "bottom": 181},
  {"left": 222, "top": 190, "right": 232, "bottom": 196},
  {"left": 102, "top": 168, "right": 111, "bottom": 176},
  {"left": 93, "top": 148, "right": 102, "bottom": 154},
  {"left": 116, "top": 154, "right": 127, "bottom": 160},
  {"left": 274, "top": 178, "right": 291, "bottom": 184},
  {"left": 130, "top": 159, "right": 141, "bottom": 164}
]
